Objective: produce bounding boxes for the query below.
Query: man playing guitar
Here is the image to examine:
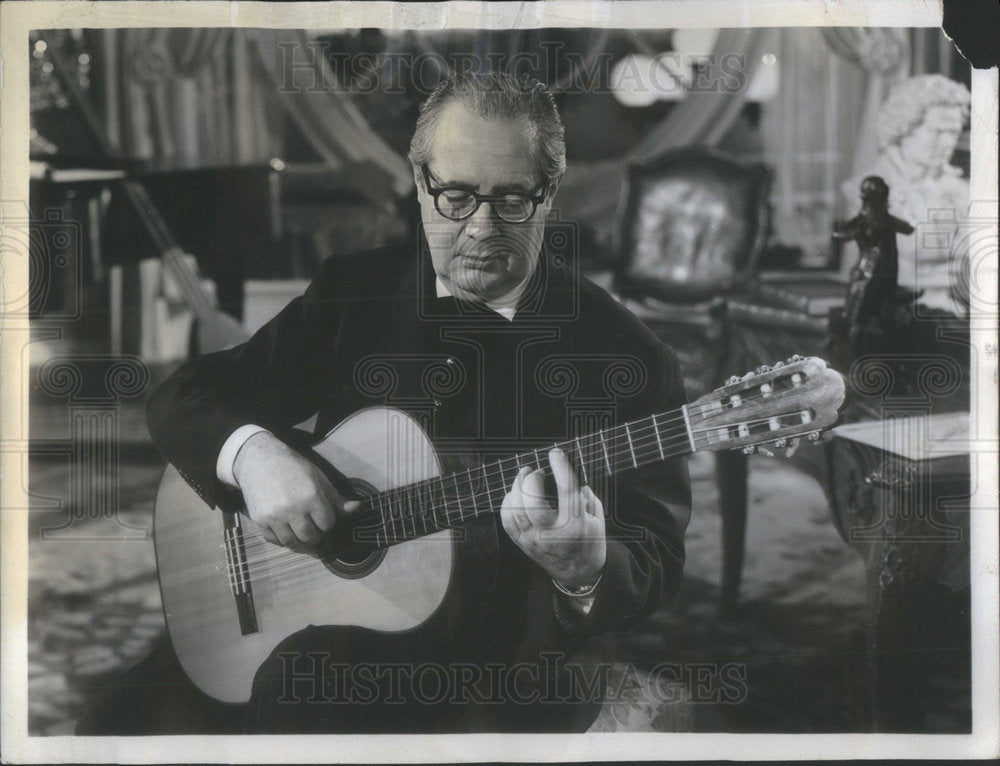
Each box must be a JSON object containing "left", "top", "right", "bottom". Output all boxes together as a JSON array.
[{"left": 148, "top": 71, "right": 692, "bottom": 732}]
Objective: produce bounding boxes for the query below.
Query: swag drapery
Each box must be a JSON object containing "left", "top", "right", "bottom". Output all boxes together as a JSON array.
[
  {"left": 630, "top": 27, "right": 777, "bottom": 162},
  {"left": 105, "top": 28, "right": 412, "bottom": 195}
]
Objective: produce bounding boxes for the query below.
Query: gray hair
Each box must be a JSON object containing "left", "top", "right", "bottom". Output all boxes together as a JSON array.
[
  {"left": 877, "top": 74, "right": 970, "bottom": 150},
  {"left": 407, "top": 71, "right": 566, "bottom": 184}
]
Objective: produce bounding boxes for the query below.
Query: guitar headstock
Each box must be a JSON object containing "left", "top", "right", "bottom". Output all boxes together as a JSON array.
[{"left": 688, "top": 356, "right": 846, "bottom": 456}]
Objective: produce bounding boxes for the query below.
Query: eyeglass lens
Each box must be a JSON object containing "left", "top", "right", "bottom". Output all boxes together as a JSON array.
[{"left": 436, "top": 190, "right": 534, "bottom": 222}]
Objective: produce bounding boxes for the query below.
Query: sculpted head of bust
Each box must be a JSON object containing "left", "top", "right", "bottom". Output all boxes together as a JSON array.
[{"left": 877, "top": 74, "right": 970, "bottom": 180}]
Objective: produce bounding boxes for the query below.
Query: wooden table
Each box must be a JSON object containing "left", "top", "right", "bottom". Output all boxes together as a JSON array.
[
  {"left": 725, "top": 280, "right": 973, "bottom": 730},
  {"left": 826, "top": 412, "right": 971, "bottom": 731}
]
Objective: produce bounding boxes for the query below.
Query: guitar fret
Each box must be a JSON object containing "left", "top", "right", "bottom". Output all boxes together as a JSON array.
[
  {"left": 681, "top": 403, "right": 697, "bottom": 452},
  {"left": 384, "top": 499, "right": 396, "bottom": 543},
  {"left": 375, "top": 494, "right": 387, "bottom": 531},
  {"left": 499, "top": 459, "right": 512, "bottom": 491},
  {"left": 482, "top": 464, "right": 495, "bottom": 510},
  {"left": 652, "top": 414, "right": 665, "bottom": 459},
  {"left": 404, "top": 488, "right": 415, "bottom": 538},
  {"left": 452, "top": 474, "right": 463, "bottom": 523},
  {"left": 425, "top": 485, "right": 434, "bottom": 532},
  {"left": 599, "top": 429, "right": 612, "bottom": 476},
  {"left": 467, "top": 467, "right": 479, "bottom": 517},
  {"left": 625, "top": 423, "right": 638, "bottom": 468},
  {"left": 435, "top": 477, "right": 448, "bottom": 526},
  {"left": 410, "top": 487, "right": 422, "bottom": 536},
  {"left": 574, "top": 437, "right": 588, "bottom": 485},
  {"left": 410, "top": 492, "right": 419, "bottom": 538},
  {"left": 392, "top": 492, "right": 403, "bottom": 540},
  {"left": 422, "top": 481, "right": 433, "bottom": 531}
]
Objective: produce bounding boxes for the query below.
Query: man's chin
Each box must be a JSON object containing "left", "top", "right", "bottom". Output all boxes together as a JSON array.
[{"left": 452, "top": 272, "right": 515, "bottom": 303}]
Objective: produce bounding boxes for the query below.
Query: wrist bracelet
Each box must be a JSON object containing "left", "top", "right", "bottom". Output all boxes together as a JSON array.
[{"left": 552, "top": 572, "right": 602, "bottom": 598}]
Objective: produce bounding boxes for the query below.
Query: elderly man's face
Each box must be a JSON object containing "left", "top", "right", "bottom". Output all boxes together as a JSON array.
[
  {"left": 898, "top": 104, "right": 964, "bottom": 176},
  {"left": 415, "top": 102, "right": 554, "bottom": 303}
]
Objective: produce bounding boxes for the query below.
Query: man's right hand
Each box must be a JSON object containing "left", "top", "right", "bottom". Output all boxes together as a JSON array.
[{"left": 233, "top": 431, "right": 361, "bottom": 553}]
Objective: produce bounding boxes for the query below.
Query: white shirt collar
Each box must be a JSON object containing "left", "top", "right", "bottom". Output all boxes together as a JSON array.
[{"left": 434, "top": 276, "right": 525, "bottom": 321}]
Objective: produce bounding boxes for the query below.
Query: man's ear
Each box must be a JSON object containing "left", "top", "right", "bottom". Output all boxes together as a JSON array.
[
  {"left": 412, "top": 164, "right": 424, "bottom": 193},
  {"left": 540, "top": 175, "right": 562, "bottom": 214},
  {"left": 547, "top": 175, "right": 562, "bottom": 200}
]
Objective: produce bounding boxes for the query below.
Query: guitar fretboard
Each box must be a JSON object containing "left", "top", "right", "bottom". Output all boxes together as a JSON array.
[{"left": 352, "top": 407, "right": 696, "bottom": 548}]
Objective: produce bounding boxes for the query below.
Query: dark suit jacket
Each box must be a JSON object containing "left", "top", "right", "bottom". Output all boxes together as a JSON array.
[{"left": 147, "top": 240, "right": 691, "bottom": 684}]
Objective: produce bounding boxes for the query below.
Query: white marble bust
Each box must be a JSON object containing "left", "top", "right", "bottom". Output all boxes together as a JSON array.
[{"left": 842, "top": 74, "right": 970, "bottom": 313}]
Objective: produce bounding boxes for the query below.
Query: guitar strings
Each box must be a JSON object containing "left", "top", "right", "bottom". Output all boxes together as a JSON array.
[
  {"left": 237, "top": 404, "right": 790, "bottom": 576},
  {"left": 238, "top": 397, "right": 805, "bottom": 574},
  {"left": 238, "top": 410, "right": 695, "bottom": 558},
  {"left": 237, "top": 432, "right": 700, "bottom": 580},
  {"left": 244, "top": 416, "right": 774, "bottom": 588},
  {"left": 239, "top": 414, "right": 790, "bottom": 583},
  {"left": 339, "top": 384, "right": 805, "bottom": 537},
  {"left": 236, "top": 377, "right": 819, "bottom": 581}
]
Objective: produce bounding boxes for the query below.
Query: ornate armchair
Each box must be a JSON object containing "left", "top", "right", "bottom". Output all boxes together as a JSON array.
[{"left": 613, "top": 145, "right": 774, "bottom": 612}]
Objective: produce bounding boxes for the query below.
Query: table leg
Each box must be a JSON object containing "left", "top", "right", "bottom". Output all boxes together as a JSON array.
[{"left": 717, "top": 450, "right": 749, "bottom": 614}]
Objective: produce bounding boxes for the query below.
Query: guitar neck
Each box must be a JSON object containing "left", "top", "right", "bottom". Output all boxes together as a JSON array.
[{"left": 353, "top": 406, "right": 696, "bottom": 549}]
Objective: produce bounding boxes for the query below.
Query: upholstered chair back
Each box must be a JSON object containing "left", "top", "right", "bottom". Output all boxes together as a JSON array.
[{"left": 614, "top": 147, "right": 773, "bottom": 302}]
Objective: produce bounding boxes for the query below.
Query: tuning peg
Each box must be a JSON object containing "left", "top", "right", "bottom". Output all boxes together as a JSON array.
[
  {"left": 806, "top": 430, "right": 822, "bottom": 442},
  {"left": 772, "top": 360, "right": 785, "bottom": 369},
  {"left": 790, "top": 354, "right": 803, "bottom": 362},
  {"left": 755, "top": 365, "right": 771, "bottom": 374},
  {"left": 773, "top": 437, "right": 787, "bottom": 448},
  {"left": 727, "top": 375, "right": 741, "bottom": 385},
  {"left": 742, "top": 445, "right": 757, "bottom": 455}
]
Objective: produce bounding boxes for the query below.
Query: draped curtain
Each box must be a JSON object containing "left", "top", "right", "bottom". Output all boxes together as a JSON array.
[
  {"left": 106, "top": 28, "right": 411, "bottom": 196},
  {"left": 630, "top": 27, "right": 777, "bottom": 162},
  {"left": 819, "top": 27, "right": 911, "bottom": 178},
  {"left": 113, "top": 28, "right": 280, "bottom": 168},
  {"left": 253, "top": 29, "right": 412, "bottom": 196},
  {"left": 758, "top": 27, "right": 909, "bottom": 263}
]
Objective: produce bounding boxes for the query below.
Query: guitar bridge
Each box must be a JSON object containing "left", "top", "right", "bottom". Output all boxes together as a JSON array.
[{"left": 223, "top": 512, "right": 259, "bottom": 635}]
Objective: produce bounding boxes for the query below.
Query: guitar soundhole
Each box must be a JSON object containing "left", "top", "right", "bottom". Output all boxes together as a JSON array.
[{"left": 320, "top": 479, "right": 387, "bottom": 579}]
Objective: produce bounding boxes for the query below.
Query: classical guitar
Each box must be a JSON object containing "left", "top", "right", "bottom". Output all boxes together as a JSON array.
[{"left": 154, "top": 356, "right": 845, "bottom": 702}]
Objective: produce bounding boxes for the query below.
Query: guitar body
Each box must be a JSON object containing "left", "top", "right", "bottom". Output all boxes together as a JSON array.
[{"left": 154, "top": 407, "right": 454, "bottom": 703}]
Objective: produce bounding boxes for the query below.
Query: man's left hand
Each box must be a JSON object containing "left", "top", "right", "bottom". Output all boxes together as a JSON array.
[{"left": 500, "top": 447, "right": 606, "bottom": 589}]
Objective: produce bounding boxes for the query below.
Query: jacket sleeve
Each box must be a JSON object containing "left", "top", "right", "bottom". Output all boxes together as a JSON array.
[
  {"left": 146, "top": 255, "right": 350, "bottom": 510},
  {"left": 556, "top": 340, "right": 692, "bottom": 635}
]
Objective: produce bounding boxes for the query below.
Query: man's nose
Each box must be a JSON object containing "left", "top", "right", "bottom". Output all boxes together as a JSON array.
[{"left": 465, "top": 201, "right": 500, "bottom": 235}]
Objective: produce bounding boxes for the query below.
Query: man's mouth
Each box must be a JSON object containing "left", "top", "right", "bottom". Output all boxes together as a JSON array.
[{"left": 459, "top": 248, "right": 507, "bottom": 267}]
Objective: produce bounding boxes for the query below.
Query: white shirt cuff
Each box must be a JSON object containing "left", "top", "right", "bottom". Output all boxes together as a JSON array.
[{"left": 216, "top": 425, "right": 270, "bottom": 487}]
